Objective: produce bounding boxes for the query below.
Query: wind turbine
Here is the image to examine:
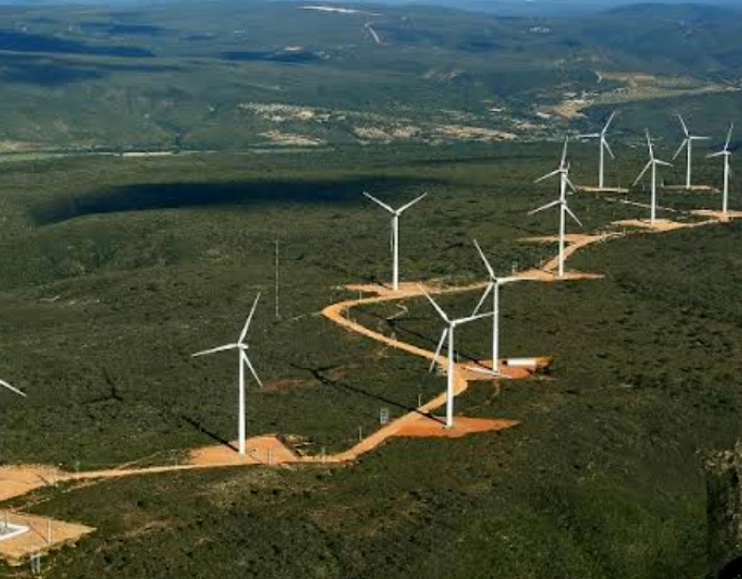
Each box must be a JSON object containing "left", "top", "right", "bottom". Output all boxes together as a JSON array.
[
  {"left": 531, "top": 137, "right": 582, "bottom": 278},
  {"left": 578, "top": 111, "right": 616, "bottom": 190},
  {"left": 422, "top": 287, "right": 491, "bottom": 428},
  {"left": 673, "top": 114, "right": 709, "bottom": 189},
  {"left": 363, "top": 191, "right": 427, "bottom": 291},
  {"left": 708, "top": 123, "right": 734, "bottom": 215},
  {"left": 634, "top": 130, "right": 672, "bottom": 224},
  {"left": 470, "top": 240, "right": 537, "bottom": 377},
  {"left": 192, "top": 294, "right": 263, "bottom": 457},
  {"left": 0, "top": 378, "right": 25, "bottom": 397}
]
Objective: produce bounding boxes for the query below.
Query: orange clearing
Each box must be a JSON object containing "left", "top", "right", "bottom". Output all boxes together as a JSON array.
[
  {"left": 614, "top": 218, "right": 710, "bottom": 232},
  {"left": 0, "top": 511, "right": 94, "bottom": 566},
  {"left": 0, "top": 466, "right": 64, "bottom": 502},
  {"left": 692, "top": 210, "right": 742, "bottom": 223},
  {"left": 9, "top": 207, "right": 735, "bottom": 557},
  {"left": 396, "top": 416, "right": 518, "bottom": 438},
  {"left": 188, "top": 435, "right": 297, "bottom": 466}
]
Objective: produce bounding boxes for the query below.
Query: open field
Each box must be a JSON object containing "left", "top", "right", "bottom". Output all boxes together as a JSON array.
[{"left": 1, "top": 140, "right": 742, "bottom": 576}]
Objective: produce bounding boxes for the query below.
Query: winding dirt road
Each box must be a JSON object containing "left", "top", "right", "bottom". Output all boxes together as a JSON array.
[{"left": 1, "top": 209, "right": 735, "bottom": 563}]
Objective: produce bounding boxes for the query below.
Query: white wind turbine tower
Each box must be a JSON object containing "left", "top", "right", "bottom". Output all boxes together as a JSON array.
[
  {"left": 363, "top": 191, "right": 427, "bottom": 291},
  {"left": 634, "top": 130, "right": 672, "bottom": 224},
  {"left": 578, "top": 111, "right": 616, "bottom": 190},
  {"left": 673, "top": 114, "right": 709, "bottom": 189},
  {"left": 192, "top": 294, "right": 263, "bottom": 457},
  {"left": 0, "top": 378, "right": 25, "bottom": 397},
  {"left": 531, "top": 137, "right": 582, "bottom": 278},
  {"left": 422, "top": 287, "right": 491, "bottom": 428},
  {"left": 470, "top": 240, "right": 536, "bottom": 377},
  {"left": 708, "top": 123, "right": 734, "bottom": 215}
]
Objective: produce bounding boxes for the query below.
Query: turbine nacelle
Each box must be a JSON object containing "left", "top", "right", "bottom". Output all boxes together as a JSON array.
[
  {"left": 364, "top": 191, "right": 427, "bottom": 290},
  {"left": 708, "top": 123, "right": 735, "bottom": 159},
  {"left": 363, "top": 191, "right": 427, "bottom": 217},
  {"left": 418, "top": 284, "right": 492, "bottom": 373},
  {"left": 192, "top": 294, "right": 263, "bottom": 385},
  {"left": 633, "top": 131, "right": 672, "bottom": 187}
]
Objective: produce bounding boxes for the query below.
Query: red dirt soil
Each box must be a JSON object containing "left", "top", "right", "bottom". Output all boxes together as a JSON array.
[
  {"left": 395, "top": 415, "right": 518, "bottom": 438},
  {"left": 9, "top": 207, "right": 736, "bottom": 560},
  {"left": 692, "top": 210, "right": 742, "bottom": 222},
  {"left": 613, "top": 218, "right": 707, "bottom": 232},
  {"left": 0, "top": 510, "right": 94, "bottom": 566},
  {"left": 0, "top": 466, "right": 64, "bottom": 502},
  {"left": 188, "top": 435, "right": 298, "bottom": 466}
]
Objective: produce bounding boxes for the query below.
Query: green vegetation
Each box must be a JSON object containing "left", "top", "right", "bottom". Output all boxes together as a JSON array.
[
  {"left": 0, "top": 1, "right": 740, "bottom": 151},
  {"left": 0, "top": 139, "right": 740, "bottom": 577},
  {"left": 2, "top": 1, "right": 742, "bottom": 576}
]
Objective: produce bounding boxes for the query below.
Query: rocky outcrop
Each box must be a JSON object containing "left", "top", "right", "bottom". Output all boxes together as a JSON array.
[{"left": 707, "top": 443, "right": 742, "bottom": 578}]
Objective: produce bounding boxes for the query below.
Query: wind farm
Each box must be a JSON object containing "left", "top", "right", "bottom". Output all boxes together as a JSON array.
[
  {"left": 3, "top": 1, "right": 742, "bottom": 577},
  {"left": 1, "top": 128, "right": 741, "bottom": 578}
]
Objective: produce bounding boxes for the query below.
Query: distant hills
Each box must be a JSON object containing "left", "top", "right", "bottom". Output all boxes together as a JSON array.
[
  {"left": 0, "top": 0, "right": 740, "bottom": 17},
  {"left": 0, "top": 0, "right": 739, "bottom": 151}
]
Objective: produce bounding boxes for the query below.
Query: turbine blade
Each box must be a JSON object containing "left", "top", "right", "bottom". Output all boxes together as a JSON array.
[
  {"left": 645, "top": 129, "right": 655, "bottom": 159},
  {"left": 0, "top": 379, "right": 25, "bottom": 397},
  {"left": 655, "top": 160, "right": 673, "bottom": 167},
  {"left": 602, "top": 110, "right": 616, "bottom": 134},
  {"left": 238, "top": 293, "right": 261, "bottom": 344},
  {"left": 564, "top": 204, "right": 583, "bottom": 227},
  {"left": 362, "top": 191, "right": 395, "bottom": 214},
  {"left": 192, "top": 343, "right": 237, "bottom": 357},
  {"left": 578, "top": 133, "right": 600, "bottom": 139},
  {"left": 603, "top": 137, "right": 615, "bottom": 159},
  {"left": 633, "top": 160, "right": 652, "bottom": 186},
  {"left": 565, "top": 176, "right": 578, "bottom": 194},
  {"left": 397, "top": 192, "right": 427, "bottom": 214},
  {"left": 241, "top": 351, "right": 263, "bottom": 388},
  {"left": 473, "top": 283, "right": 493, "bottom": 316},
  {"left": 560, "top": 135, "right": 569, "bottom": 168},
  {"left": 429, "top": 328, "right": 449, "bottom": 373},
  {"left": 457, "top": 312, "right": 495, "bottom": 325},
  {"left": 473, "top": 239, "right": 496, "bottom": 280},
  {"left": 707, "top": 151, "right": 725, "bottom": 159},
  {"left": 500, "top": 276, "right": 541, "bottom": 284},
  {"left": 418, "top": 285, "right": 450, "bottom": 323},
  {"left": 673, "top": 139, "right": 688, "bottom": 161},
  {"left": 678, "top": 113, "right": 689, "bottom": 137},
  {"left": 534, "top": 169, "right": 560, "bottom": 183},
  {"left": 529, "top": 199, "right": 561, "bottom": 215},
  {"left": 725, "top": 122, "right": 734, "bottom": 150}
]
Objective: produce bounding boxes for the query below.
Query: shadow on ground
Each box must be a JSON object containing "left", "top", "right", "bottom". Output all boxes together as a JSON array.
[{"left": 31, "top": 175, "right": 444, "bottom": 225}]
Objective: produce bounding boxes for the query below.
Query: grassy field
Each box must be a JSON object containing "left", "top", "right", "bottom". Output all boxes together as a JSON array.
[{"left": 0, "top": 141, "right": 741, "bottom": 577}]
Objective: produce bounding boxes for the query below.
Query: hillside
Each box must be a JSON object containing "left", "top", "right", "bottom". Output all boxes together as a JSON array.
[
  {"left": 0, "top": 143, "right": 741, "bottom": 577},
  {"left": 0, "top": 2, "right": 738, "bottom": 152}
]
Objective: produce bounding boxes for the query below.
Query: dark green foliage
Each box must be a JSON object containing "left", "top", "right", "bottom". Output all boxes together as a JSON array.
[{"left": 0, "top": 141, "right": 740, "bottom": 577}]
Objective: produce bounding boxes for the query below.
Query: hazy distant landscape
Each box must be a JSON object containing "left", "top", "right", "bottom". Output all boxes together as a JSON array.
[{"left": 0, "top": 1, "right": 738, "bottom": 153}]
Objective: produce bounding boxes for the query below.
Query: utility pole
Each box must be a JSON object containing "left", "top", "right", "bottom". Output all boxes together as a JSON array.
[{"left": 274, "top": 239, "right": 280, "bottom": 320}]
